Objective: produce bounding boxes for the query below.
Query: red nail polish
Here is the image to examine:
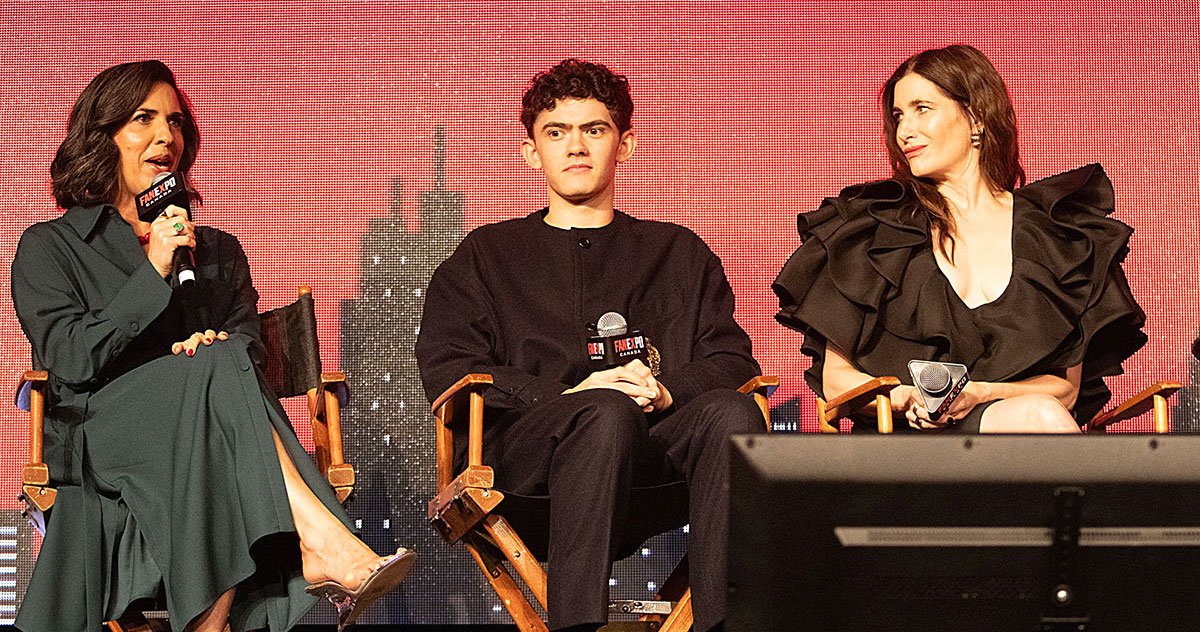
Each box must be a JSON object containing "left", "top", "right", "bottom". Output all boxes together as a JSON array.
[
  {"left": 187, "top": 349, "right": 194, "bottom": 356},
  {"left": 204, "top": 338, "right": 212, "bottom": 344}
]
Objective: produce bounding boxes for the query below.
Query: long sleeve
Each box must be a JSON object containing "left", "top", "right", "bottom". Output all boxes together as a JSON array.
[
  {"left": 653, "top": 253, "right": 760, "bottom": 410},
  {"left": 201, "top": 230, "right": 265, "bottom": 366},
  {"left": 12, "top": 226, "right": 172, "bottom": 388},
  {"left": 415, "top": 263, "right": 570, "bottom": 414}
]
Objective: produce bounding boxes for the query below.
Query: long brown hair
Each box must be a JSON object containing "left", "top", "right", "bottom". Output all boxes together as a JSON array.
[
  {"left": 880, "top": 45, "right": 1025, "bottom": 260},
  {"left": 51, "top": 60, "right": 201, "bottom": 210}
]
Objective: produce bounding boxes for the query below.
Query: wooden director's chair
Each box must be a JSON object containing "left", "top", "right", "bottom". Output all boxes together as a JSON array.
[
  {"left": 16, "top": 286, "right": 354, "bottom": 632},
  {"left": 816, "top": 376, "right": 1182, "bottom": 433},
  {"left": 428, "top": 375, "right": 778, "bottom": 632}
]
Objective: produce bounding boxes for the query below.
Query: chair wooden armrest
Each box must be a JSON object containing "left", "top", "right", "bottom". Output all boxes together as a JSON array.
[
  {"left": 738, "top": 376, "right": 779, "bottom": 431},
  {"left": 426, "top": 465, "right": 502, "bottom": 544},
  {"left": 818, "top": 376, "right": 902, "bottom": 433},
  {"left": 431, "top": 374, "right": 494, "bottom": 495},
  {"left": 428, "top": 374, "right": 499, "bottom": 545},
  {"left": 17, "top": 371, "right": 56, "bottom": 529},
  {"left": 1088, "top": 381, "right": 1182, "bottom": 433},
  {"left": 307, "top": 371, "right": 354, "bottom": 502}
]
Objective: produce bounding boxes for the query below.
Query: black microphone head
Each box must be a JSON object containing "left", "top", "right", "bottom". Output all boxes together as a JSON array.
[
  {"left": 596, "top": 312, "right": 628, "bottom": 336},
  {"left": 135, "top": 171, "right": 190, "bottom": 222}
]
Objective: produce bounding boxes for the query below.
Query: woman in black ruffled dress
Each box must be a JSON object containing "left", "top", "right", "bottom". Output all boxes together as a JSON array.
[{"left": 773, "top": 45, "right": 1146, "bottom": 433}]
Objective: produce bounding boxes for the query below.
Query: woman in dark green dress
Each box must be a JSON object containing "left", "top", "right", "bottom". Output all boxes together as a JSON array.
[{"left": 11, "top": 61, "right": 413, "bottom": 632}]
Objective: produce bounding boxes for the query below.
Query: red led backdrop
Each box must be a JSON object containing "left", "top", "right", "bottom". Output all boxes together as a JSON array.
[{"left": 2, "top": 1, "right": 1197, "bottom": 624}]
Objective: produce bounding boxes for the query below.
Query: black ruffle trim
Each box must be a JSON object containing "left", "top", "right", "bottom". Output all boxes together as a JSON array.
[{"left": 773, "top": 164, "right": 1146, "bottom": 426}]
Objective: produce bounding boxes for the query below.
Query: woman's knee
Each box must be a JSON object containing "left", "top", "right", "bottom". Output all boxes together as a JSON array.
[{"left": 1023, "top": 394, "right": 1080, "bottom": 433}]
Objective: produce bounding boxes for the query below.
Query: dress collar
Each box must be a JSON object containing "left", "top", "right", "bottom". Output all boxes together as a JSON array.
[{"left": 62, "top": 204, "right": 116, "bottom": 240}]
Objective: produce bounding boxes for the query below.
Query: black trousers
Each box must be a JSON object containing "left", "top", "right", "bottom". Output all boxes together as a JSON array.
[{"left": 471, "top": 387, "right": 764, "bottom": 632}]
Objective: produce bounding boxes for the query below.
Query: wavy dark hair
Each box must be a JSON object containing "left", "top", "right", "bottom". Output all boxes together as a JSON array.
[
  {"left": 881, "top": 44, "right": 1025, "bottom": 260},
  {"left": 521, "top": 58, "right": 634, "bottom": 137},
  {"left": 51, "top": 60, "right": 200, "bottom": 210}
]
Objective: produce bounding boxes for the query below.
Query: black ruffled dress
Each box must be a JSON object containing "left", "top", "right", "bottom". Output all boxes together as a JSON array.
[{"left": 773, "top": 164, "right": 1147, "bottom": 431}]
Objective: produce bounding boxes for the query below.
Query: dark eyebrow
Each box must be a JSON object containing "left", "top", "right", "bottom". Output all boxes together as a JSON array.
[
  {"left": 540, "top": 119, "right": 612, "bottom": 132},
  {"left": 133, "top": 108, "right": 184, "bottom": 120},
  {"left": 892, "top": 99, "right": 934, "bottom": 115}
]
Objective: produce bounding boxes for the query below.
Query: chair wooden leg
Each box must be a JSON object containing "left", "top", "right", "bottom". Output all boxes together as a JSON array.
[
  {"left": 466, "top": 539, "right": 548, "bottom": 632},
  {"left": 655, "top": 553, "right": 689, "bottom": 602},
  {"left": 640, "top": 554, "right": 690, "bottom": 629},
  {"left": 658, "top": 588, "right": 693, "bottom": 632},
  {"left": 876, "top": 394, "right": 893, "bottom": 433},
  {"left": 1154, "top": 393, "right": 1170, "bottom": 433},
  {"left": 482, "top": 514, "right": 548, "bottom": 610}
]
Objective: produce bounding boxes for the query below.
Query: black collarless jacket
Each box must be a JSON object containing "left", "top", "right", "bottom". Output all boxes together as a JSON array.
[{"left": 415, "top": 209, "right": 760, "bottom": 419}]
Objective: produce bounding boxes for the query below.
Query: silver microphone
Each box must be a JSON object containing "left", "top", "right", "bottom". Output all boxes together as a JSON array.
[
  {"left": 907, "top": 360, "right": 970, "bottom": 422},
  {"left": 596, "top": 311, "right": 628, "bottom": 336},
  {"left": 587, "top": 311, "right": 647, "bottom": 368}
]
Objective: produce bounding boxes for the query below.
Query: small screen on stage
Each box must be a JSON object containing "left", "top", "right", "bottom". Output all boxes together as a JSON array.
[
  {"left": 729, "top": 435, "right": 1200, "bottom": 631},
  {"left": 1, "top": 2, "right": 1196, "bottom": 625}
]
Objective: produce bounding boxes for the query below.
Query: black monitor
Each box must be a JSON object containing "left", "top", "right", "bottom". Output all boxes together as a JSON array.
[{"left": 728, "top": 435, "right": 1200, "bottom": 632}]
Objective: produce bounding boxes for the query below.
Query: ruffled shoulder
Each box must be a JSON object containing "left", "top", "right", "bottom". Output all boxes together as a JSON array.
[
  {"left": 1005, "top": 164, "right": 1146, "bottom": 419},
  {"left": 1016, "top": 163, "right": 1115, "bottom": 219},
  {"left": 1012, "top": 164, "right": 1124, "bottom": 279},
  {"left": 773, "top": 179, "right": 933, "bottom": 398},
  {"left": 776, "top": 178, "right": 926, "bottom": 312}
]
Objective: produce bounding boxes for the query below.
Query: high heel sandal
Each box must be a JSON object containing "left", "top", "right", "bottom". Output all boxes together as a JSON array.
[{"left": 305, "top": 548, "right": 417, "bottom": 631}]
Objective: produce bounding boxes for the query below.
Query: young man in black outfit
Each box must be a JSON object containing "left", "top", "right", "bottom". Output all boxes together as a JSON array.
[{"left": 415, "top": 59, "right": 763, "bottom": 632}]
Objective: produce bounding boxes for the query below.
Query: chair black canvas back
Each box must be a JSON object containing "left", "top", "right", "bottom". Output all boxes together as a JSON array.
[{"left": 258, "top": 292, "right": 322, "bottom": 399}]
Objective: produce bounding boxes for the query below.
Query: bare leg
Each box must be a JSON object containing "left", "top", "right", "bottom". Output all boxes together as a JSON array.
[
  {"left": 184, "top": 587, "right": 234, "bottom": 632},
  {"left": 979, "top": 394, "right": 1081, "bottom": 433},
  {"left": 271, "top": 429, "right": 393, "bottom": 589}
]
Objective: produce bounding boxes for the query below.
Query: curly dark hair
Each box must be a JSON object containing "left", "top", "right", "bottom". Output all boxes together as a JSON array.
[
  {"left": 880, "top": 44, "right": 1025, "bottom": 261},
  {"left": 521, "top": 58, "right": 634, "bottom": 137},
  {"left": 51, "top": 60, "right": 201, "bottom": 210}
]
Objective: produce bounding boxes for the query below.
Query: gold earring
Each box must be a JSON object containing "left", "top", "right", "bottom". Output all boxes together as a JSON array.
[{"left": 971, "top": 130, "right": 983, "bottom": 148}]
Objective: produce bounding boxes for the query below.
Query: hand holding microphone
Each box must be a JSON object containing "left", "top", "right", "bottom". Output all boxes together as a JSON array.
[
  {"left": 905, "top": 360, "right": 971, "bottom": 430},
  {"left": 565, "top": 360, "right": 661, "bottom": 411},
  {"left": 136, "top": 171, "right": 196, "bottom": 283},
  {"left": 146, "top": 205, "right": 195, "bottom": 279},
  {"left": 566, "top": 311, "right": 673, "bottom": 412}
]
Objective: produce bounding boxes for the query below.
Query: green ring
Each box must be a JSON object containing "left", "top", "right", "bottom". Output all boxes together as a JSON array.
[{"left": 173, "top": 222, "right": 185, "bottom": 233}]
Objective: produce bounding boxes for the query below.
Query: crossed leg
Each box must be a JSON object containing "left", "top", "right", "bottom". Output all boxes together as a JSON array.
[
  {"left": 979, "top": 394, "right": 1081, "bottom": 433},
  {"left": 186, "top": 430, "right": 397, "bottom": 631}
]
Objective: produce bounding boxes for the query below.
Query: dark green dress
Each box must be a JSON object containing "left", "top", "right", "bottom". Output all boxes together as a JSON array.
[{"left": 11, "top": 204, "right": 350, "bottom": 632}]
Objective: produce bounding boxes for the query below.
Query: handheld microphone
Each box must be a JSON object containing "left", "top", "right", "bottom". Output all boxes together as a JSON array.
[
  {"left": 587, "top": 312, "right": 649, "bottom": 368},
  {"left": 907, "top": 360, "right": 969, "bottom": 422},
  {"left": 135, "top": 171, "right": 195, "bottom": 284}
]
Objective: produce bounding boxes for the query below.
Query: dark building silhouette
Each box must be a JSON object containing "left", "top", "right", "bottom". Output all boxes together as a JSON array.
[
  {"left": 337, "top": 127, "right": 497, "bottom": 623},
  {"left": 1173, "top": 332, "right": 1200, "bottom": 433}
]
